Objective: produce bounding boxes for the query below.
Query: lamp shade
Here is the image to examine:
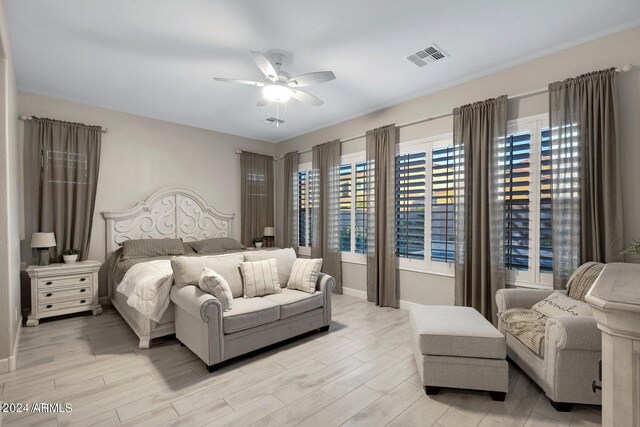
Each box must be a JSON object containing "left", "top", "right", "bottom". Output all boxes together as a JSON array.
[
  {"left": 263, "top": 227, "right": 275, "bottom": 237},
  {"left": 31, "top": 232, "right": 56, "bottom": 248}
]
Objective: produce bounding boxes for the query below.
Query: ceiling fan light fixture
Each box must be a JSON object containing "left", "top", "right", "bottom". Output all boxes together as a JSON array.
[{"left": 263, "top": 83, "right": 293, "bottom": 103}]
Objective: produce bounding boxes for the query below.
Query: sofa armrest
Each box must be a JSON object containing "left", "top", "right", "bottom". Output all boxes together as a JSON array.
[
  {"left": 546, "top": 315, "right": 601, "bottom": 352},
  {"left": 495, "top": 288, "right": 555, "bottom": 312},
  {"left": 170, "top": 285, "right": 223, "bottom": 323},
  {"left": 317, "top": 273, "right": 334, "bottom": 326}
]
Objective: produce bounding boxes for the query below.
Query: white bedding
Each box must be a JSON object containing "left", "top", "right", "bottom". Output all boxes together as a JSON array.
[{"left": 117, "top": 260, "right": 174, "bottom": 322}]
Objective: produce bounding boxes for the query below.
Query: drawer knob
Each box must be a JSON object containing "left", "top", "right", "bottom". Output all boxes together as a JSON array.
[
  {"left": 46, "top": 293, "right": 52, "bottom": 297},
  {"left": 80, "top": 278, "right": 86, "bottom": 282},
  {"left": 46, "top": 304, "right": 52, "bottom": 309},
  {"left": 80, "top": 299, "right": 86, "bottom": 304},
  {"left": 79, "top": 289, "right": 86, "bottom": 293},
  {"left": 45, "top": 281, "right": 52, "bottom": 285}
]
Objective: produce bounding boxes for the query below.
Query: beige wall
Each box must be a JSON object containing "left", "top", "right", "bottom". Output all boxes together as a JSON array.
[
  {"left": 275, "top": 26, "right": 640, "bottom": 305},
  {"left": 0, "top": 0, "right": 22, "bottom": 371},
  {"left": 18, "top": 92, "right": 274, "bottom": 298}
]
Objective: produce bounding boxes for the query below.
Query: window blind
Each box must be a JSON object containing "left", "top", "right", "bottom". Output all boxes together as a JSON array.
[
  {"left": 395, "top": 152, "right": 426, "bottom": 260},
  {"left": 431, "top": 145, "right": 456, "bottom": 263},
  {"left": 339, "top": 164, "right": 352, "bottom": 252},
  {"left": 539, "top": 128, "right": 552, "bottom": 273},
  {"left": 298, "top": 171, "right": 307, "bottom": 247},
  {"left": 355, "top": 161, "right": 367, "bottom": 254},
  {"left": 502, "top": 132, "right": 531, "bottom": 271}
]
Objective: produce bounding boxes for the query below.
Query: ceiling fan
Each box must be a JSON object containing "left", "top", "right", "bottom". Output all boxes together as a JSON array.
[{"left": 213, "top": 51, "right": 335, "bottom": 106}]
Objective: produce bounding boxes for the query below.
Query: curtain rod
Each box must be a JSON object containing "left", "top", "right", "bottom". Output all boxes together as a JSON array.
[
  {"left": 235, "top": 150, "right": 277, "bottom": 160},
  {"left": 19, "top": 115, "right": 108, "bottom": 133},
  {"left": 282, "top": 64, "right": 633, "bottom": 158}
]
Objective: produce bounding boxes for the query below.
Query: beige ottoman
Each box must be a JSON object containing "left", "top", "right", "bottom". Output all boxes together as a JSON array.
[{"left": 410, "top": 306, "right": 508, "bottom": 401}]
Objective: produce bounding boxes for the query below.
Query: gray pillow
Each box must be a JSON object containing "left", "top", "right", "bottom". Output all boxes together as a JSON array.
[
  {"left": 244, "top": 248, "right": 296, "bottom": 287},
  {"left": 171, "top": 253, "right": 244, "bottom": 298},
  {"left": 191, "top": 238, "right": 245, "bottom": 254},
  {"left": 121, "top": 238, "right": 185, "bottom": 260}
]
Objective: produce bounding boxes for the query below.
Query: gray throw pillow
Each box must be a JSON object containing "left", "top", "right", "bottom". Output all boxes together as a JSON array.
[
  {"left": 121, "top": 238, "right": 185, "bottom": 260},
  {"left": 191, "top": 238, "right": 245, "bottom": 254}
]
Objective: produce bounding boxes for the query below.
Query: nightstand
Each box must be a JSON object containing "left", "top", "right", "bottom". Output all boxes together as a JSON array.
[{"left": 26, "top": 260, "right": 102, "bottom": 326}]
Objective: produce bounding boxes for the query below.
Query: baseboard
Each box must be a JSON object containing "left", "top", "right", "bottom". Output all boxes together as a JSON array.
[
  {"left": 0, "top": 316, "right": 22, "bottom": 374},
  {"left": 342, "top": 287, "right": 427, "bottom": 311}
]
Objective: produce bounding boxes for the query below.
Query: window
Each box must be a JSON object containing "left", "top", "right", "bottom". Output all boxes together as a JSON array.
[
  {"left": 502, "top": 132, "right": 531, "bottom": 271},
  {"left": 395, "top": 152, "right": 426, "bottom": 260},
  {"left": 431, "top": 145, "right": 456, "bottom": 263},
  {"left": 297, "top": 170, "right": 308, "bottom": 248},
  {"left": 339, "top": 164, "right": 352, "bottom": 252},
  {"left": 539, "top": 129, "right": 552, "bottom": 274},
  {"left": 354, "top": 161, "right": 367, "bottom": 254}
]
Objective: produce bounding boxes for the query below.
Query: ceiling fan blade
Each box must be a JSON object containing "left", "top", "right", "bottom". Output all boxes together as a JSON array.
[
  {"left": 213, "top": 77, "right": 264, "bottom": 87},
  {"left": 250, "top": 51, "right": 278, "bottom": 82},
  {"left": 291, "top": 89, "right": 324, "bottom": 106},
  {"left": 287, "top": 71, "right": 336, "bottom": 87}
]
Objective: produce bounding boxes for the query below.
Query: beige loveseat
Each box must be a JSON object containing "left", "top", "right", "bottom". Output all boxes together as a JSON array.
[
  {"left": 170, "top": 250, "right": 334, "bottom": 372},
  {"left": 495, "top": 263, "right": 603, "bottom": 411}
]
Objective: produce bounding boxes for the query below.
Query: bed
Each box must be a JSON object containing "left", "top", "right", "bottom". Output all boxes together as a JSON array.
[{"left": 101, "top": 186, "right": 235, "bottom": 348}]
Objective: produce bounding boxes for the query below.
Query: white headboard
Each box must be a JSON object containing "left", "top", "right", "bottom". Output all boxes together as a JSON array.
[{"left": 101, "top": 186, "right": 235, "bottom": 255}]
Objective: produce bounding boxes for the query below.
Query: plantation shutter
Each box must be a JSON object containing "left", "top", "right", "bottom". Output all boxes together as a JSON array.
[
  {"left": 431, "top": 145, "right": 456, "bottom": 263},
  {"left": 395, "top": 152, "right": 426, "bottom": 259}
]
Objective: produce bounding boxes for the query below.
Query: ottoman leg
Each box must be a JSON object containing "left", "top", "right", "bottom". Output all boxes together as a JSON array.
[
  {"left": 489, "top": 391, "right": 506, "bottom": 401},
  {"left": 424, "top": 386, "right": 442, "bottom": 396}
]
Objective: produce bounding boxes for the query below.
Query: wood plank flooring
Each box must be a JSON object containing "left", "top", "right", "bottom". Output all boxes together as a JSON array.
[{"left": 0, "top": 294, "right": 601, "bottom": 426}]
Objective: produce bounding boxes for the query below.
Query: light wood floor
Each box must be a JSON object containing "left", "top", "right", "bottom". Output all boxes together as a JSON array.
[{"left": 1, "top": 294, "right": 601, "bottom": 427}]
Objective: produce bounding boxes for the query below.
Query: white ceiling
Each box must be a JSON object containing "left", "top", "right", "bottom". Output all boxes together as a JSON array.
[{"left": 6, "top": 0, "right": 640, "bottom": 143}]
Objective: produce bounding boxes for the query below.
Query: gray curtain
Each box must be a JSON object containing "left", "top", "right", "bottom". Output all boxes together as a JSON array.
[
  {"left": 549, "top": 68, "right": 623, "bottom": 289},
  {"left": 366, "top": 125, "right": 398, "bottom": 308},
  {"left": 23, "top": 117, "right": 102, "bottom": 261},
  {"left": 311, "top": 140, "right": 342, "bottom": 294},
  {"left": 282, "top": 151, "right": 299, "bottom": 252},
  {"left": 453, "top": 96, "right": 507, "bottom": 323},
  {"left": 240, "top": 151, "right": 274, "bottom": 247}
]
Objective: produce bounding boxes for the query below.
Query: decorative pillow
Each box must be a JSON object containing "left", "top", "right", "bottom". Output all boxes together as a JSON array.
[
  {"left": 121, "top": 238, "right": 185, "bottom": 260},
  {"left": 240, "top": 259, "right": 281, "bottom": 298},
  {"left": 566, "top": 262, "right": 605, "bottom": 301},
  {"left": 171, "top": 253, "right": 244, "bottom": 297},
  {"left": 244, "top": 248, "right": 296, "bottom": 287},
  {"left": 287, "top": 258, "right": 323, "bottom": 294},
  {"left": 532, "top": 291, "right": 593, "bottom": 317},
  {"left": 199, "top": 267, "right": 233, "bottom": 311},
  {"left": 191, "top": 238, "right": 245, "bottom": 255}
]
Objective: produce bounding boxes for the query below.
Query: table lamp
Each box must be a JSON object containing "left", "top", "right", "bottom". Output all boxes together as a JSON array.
[
  {"left": 263, "top": 226, "right": 275, "bottom": 248},
  {"left": 31, "top": 232, "right": 56, "bottom": 266}
]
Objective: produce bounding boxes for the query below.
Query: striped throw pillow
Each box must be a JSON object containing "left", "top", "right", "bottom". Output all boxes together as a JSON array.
[
  {"left": 287, "top": 258, "right": 323, "bottom": 294},
  {"left": 240, "top": 259, "right": 282, "bottom": 298},
  {"left": 199, "top": 267, "right": 234, "bottom": 311}
]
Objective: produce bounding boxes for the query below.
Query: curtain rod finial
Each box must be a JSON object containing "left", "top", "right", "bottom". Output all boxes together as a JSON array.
[{"left": 618, "top": 64, "right": 633, "bottom": 73}]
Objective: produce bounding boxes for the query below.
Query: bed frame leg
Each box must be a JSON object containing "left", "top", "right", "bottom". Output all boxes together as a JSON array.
[{"left": 139, "top": 337, "right": 151, "bottom": 349}]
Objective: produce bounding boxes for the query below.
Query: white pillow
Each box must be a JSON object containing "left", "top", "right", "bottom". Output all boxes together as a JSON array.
[
  {"left": 240, "top": 259, "right": 282, "bottom": 298},
  {"left": 244, "top": 248, "right": 297, "bottom": 287},
  {"left": 532, "top": 291, "right": 593, "bottom": 317},
  {"left": 199, "top": 267, "right": 233, "bottom": 311},
  {"left": 287, "top": 258, "right": 323, "bottom": 294}
]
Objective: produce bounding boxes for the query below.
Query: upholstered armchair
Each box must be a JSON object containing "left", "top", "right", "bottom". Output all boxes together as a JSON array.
[{"left": 495, "top": 264, "right": 604, "bottom": 411}]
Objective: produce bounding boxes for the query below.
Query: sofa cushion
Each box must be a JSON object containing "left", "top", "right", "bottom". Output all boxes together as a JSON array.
[
  {"left": 566, "top": 262, "right": 604, "bottom": 301},
  {"left": 222, "top": 297, "right": 280, "bottom": 334},
  {"left": 532, "top": 291, "right": 593, "bottom": 318},
  {"left": 171, "top": 253, "right": 244, "bottom": 297},
  {"left": 287, "top": 258, "right": 323, "bottom": 294},
  {"left": 244, "top": 248, "right": 296, "bottom": 287},
  {"left": 199, "top": 267, "right": 234, "bottom": 312},
  {"left": 240, "top": 259, "right": 282, "bottom": 298},
  {"left": 409, "top": 306, "right": 506, "bottom": 360},
  {"left": 264, "top": 288, "right": 323, "bottom": 319}
]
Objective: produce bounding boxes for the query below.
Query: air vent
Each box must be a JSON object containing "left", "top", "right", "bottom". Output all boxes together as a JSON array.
[
  {"left": 262, "top": 117, "right": 285, "bottom": 126},
  {"left": 407, "top": 44, "right": 448, "bottom": 67}
]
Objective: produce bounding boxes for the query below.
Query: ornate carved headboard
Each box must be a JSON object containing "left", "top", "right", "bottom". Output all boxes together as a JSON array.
[{"left": 101, "top": 186, "right": 235, "bottom": 256}]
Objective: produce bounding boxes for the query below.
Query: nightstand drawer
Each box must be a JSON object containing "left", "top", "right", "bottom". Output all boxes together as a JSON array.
[
  {"left": 37, "top": 274, "right": 93, "bottom": 289},
  {"left": 38, "top": 286, "right": 91, "bottom": 301},
  {"left": 38, "top": 297, "right": 93, "bottom": 313}
]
